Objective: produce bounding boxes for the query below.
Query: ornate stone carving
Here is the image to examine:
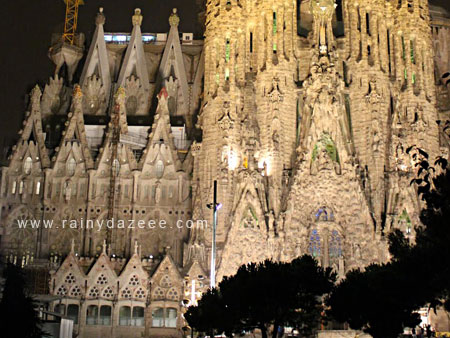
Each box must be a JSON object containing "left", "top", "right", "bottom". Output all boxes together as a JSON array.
[
  {"left": 132, "top": 8, "right": 143, "bottom": 26},
  {"left": 310, "top": 0, "right": 337, "bottom": 55},
  {"left": 82, "top": 75, "right": 106, "bottom": 115},
  {"left": 42, "top": 75, "right": 68, "bottom": 115},
  {"left": 268, "top": 78, "right": 284, "bottom": 112},
  {"left": 371, "top": 119, "right": 382, "bottom": 153},
  {"left": 169, "top": 8, "right": 180, "bottom": 27},
  {"left": 96, "top": 7, "right": 106, "bottom": 26},
  {"left": 124, "top": 75, "right": 146, "bottom": 116},
  {"left": 217, "top": 101, "right": 237, "bottom": 132},
  {"left": 366, "top": 80, "right": 383, "bottom": 105}
]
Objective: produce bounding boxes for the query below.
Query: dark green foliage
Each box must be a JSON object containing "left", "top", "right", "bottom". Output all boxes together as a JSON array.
[
  {"left": 185, "top": 255, "right": 336, "bottom": 338},
  {"left": 0, "top": 264, "right": 46, "bottom": 338},
  {"left": 328, "top": 138, "right": 450, "bottom": 338},
  {"left": 391, "top": 151, "right": 450, "bottom": 312},
  {"left": 328, "top": 262, "right": 421, "bottom": 338}
]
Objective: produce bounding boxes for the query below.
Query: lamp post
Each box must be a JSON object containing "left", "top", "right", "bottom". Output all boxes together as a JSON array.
[{"left": 207, "top": 180, "right": 221, "bottom": 288}]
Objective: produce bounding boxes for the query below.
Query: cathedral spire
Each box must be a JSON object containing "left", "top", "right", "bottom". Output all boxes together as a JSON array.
[
  {"left": 139, "top": 87, "right": 182, "bottom": 170},
  {"left": 80, "top": 7, "right": 111, "bottom": 109},
  {"left": 117, "top": 9, "right": 150, "bottom": 92},
  {"left": 52, "top": 85, "right": 94, "bottom": 170},
  {"left": 158, "top": 8, "right": 189, "bottom": 116},
  {"left": 8, "top": 86, "right": 50, "bottom": 168}
]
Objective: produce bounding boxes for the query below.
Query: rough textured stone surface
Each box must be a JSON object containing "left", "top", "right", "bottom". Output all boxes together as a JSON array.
[{"left": 0, "top": 1, "right": 449, "bottom": 336}]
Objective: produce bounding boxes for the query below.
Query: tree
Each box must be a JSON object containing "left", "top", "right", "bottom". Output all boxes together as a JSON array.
[
  {"left": 184, "top": 288, "right": 237, "bottom": 337},
  {"left": 328, "top": 137, "right": 450, "bottom": 338},
  {"left": 327, "top": 263, "right": 421, "bottom": 338},
  {"left": 186, "top": 255, "right": 336, "bottom": 338},
  {"left": 388, "top": 145, "right": 450, "bottom": 312},
  {"left": 0, "top": 264, "right": 46, "bottom": 338}
]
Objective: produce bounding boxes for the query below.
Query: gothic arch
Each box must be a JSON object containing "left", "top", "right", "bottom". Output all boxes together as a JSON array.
[
  {"left": 138, "top": 209, "right": 174, "bottom": 257},
  {"left": 217, "top": 185, "right": 269, "bottom": 281},
  {"left": 49, "top": 208, "right": 82, "bottom": 255},
  {"left": 5, "top": 206, "right": 36, "bottom": 254}
]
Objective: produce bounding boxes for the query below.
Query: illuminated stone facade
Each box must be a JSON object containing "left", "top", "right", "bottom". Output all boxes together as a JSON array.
[{"left": 0, "top": 1, "right": 449, "bottom": 337}]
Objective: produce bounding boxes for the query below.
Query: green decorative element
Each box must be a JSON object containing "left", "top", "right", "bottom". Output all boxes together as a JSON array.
[
  {"left": 344, "top": 94, "right": 352, "bottom": 135},
  {"left": 249, "top": 207, "right": 258, "bottom": 223},
  {"left": 241, "top": 206, "right": 259, "bottom": 228},
  {"left": 273, "top": 12, "right": 277, "bottom": 35},
  {"left": 311, "top": 134, "right": 340, "bottom": 163},
  {"left": 398, "top": 209, "right": 412, "bottom": 225},
  {"left": 412, "top": 72, "right": 416, "bottom": 84},
  {"left": 398, "top": 209, "right": 413, "bottom": 233},
  {"left": 225, "top": 38, "right": 230, "bottom": 63},
  {"left": 296, "top": 102, "right": 302, "bottom": 146},
  {"left": 273, "top": 43, "right": 277, "bottom": 52},
  {"left": 215, "top": 73, "right": 220, "bottom": 84},
  {"left": 410, "top": 40, "right": 415, "bottom": 64},
  {"left": 404, "top": 68, "right": 408, "bottom": 80}
]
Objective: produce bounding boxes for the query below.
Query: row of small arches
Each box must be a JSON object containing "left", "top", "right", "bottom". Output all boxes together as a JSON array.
[
  {"left": 56, "top": 284, "right": 147, "bottom": 300},
  {"left": 64, "top": 273, "right": 141, "bottom": 286}
]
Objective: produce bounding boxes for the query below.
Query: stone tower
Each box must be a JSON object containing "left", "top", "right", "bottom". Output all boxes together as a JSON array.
[
  {"left": 1, "top": 2, "right": 449, "bottom": 336},
  {"left": 190, "top": 0, "right": 442, "bottom": 280},
  {"left": 193, "top": 0, "right": 299, "bottom": 278},
  {"left": 340, "top": 0, "right": 440, "bottom": 233}
]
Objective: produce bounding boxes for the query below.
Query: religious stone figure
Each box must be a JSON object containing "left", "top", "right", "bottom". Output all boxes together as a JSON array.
[
  {"left": 372, "top": 119, "right": 382, "bottom": 153},
  {"left": 132, "top": 8, "right": 143, "bottom": 26},
  {"left": 268, "top": 78, "right": 284, "bottom": 112},
  {"left": 155, "top": 184, "right": 162, "bottom": 204}
]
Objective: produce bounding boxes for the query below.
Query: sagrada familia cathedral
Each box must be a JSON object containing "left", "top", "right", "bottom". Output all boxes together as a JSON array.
[{"left": 0, "top": 0, "right": 449, "bottom": 336}]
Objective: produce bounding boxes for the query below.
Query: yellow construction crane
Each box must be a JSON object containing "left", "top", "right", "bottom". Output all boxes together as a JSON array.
[{"left": 62, "top": 0, "right": 85, "bottom": 45}]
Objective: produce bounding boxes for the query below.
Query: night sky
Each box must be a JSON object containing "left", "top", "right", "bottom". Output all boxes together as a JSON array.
[{"left": 0, "top": 0, "right": 449, "bottom": 159}]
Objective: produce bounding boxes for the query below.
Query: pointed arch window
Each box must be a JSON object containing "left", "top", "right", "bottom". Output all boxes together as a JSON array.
[
  {"left": 308, "top": 229, "right": 321, "bottom": 257},
  {"left": 99, "top": 305, "right": 112, "bottom": 326},
  {"left": 329, "top": 230, "right": 342, "bottom": 258},
  {"left": 132, "top": 307, "right": 145, "bottom": 327},
  {"left": 19, "top": 180, "right": 24, "bottom": 195},
  {"left": 67, "top": 158, "right": 76, "bottom": 176},
  {"left": 24, "top": 157, "right": 32, "bottom": 175},
  {"left": 12, "top": 181, "right": 17, "bottom": 194},
  {"left": 54, "top": 304, "right": 66, "bottom": 315},
  {"left": 86, "top": 305, "right": 99, "bottom": 325},
  {"left": 67, "top": 304, "right": 79, "bottom": 325},
  {"left": 119, "top": 306, "right": 132, "bottom": 326},
  {"left": 155, "top": 160, "right": 165, "bottom": 179},
  {"left": 315, "top": 207, "right": 334, "bottom": 222},
  {"left": 35, "top": 181, "right": 41, "bottom": 195},
  {"left": 152, "top": 308, "right": 164, "bottom": 327},
  {"left": 166, "top": 308, "right": 177, "bottom": 328}
]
